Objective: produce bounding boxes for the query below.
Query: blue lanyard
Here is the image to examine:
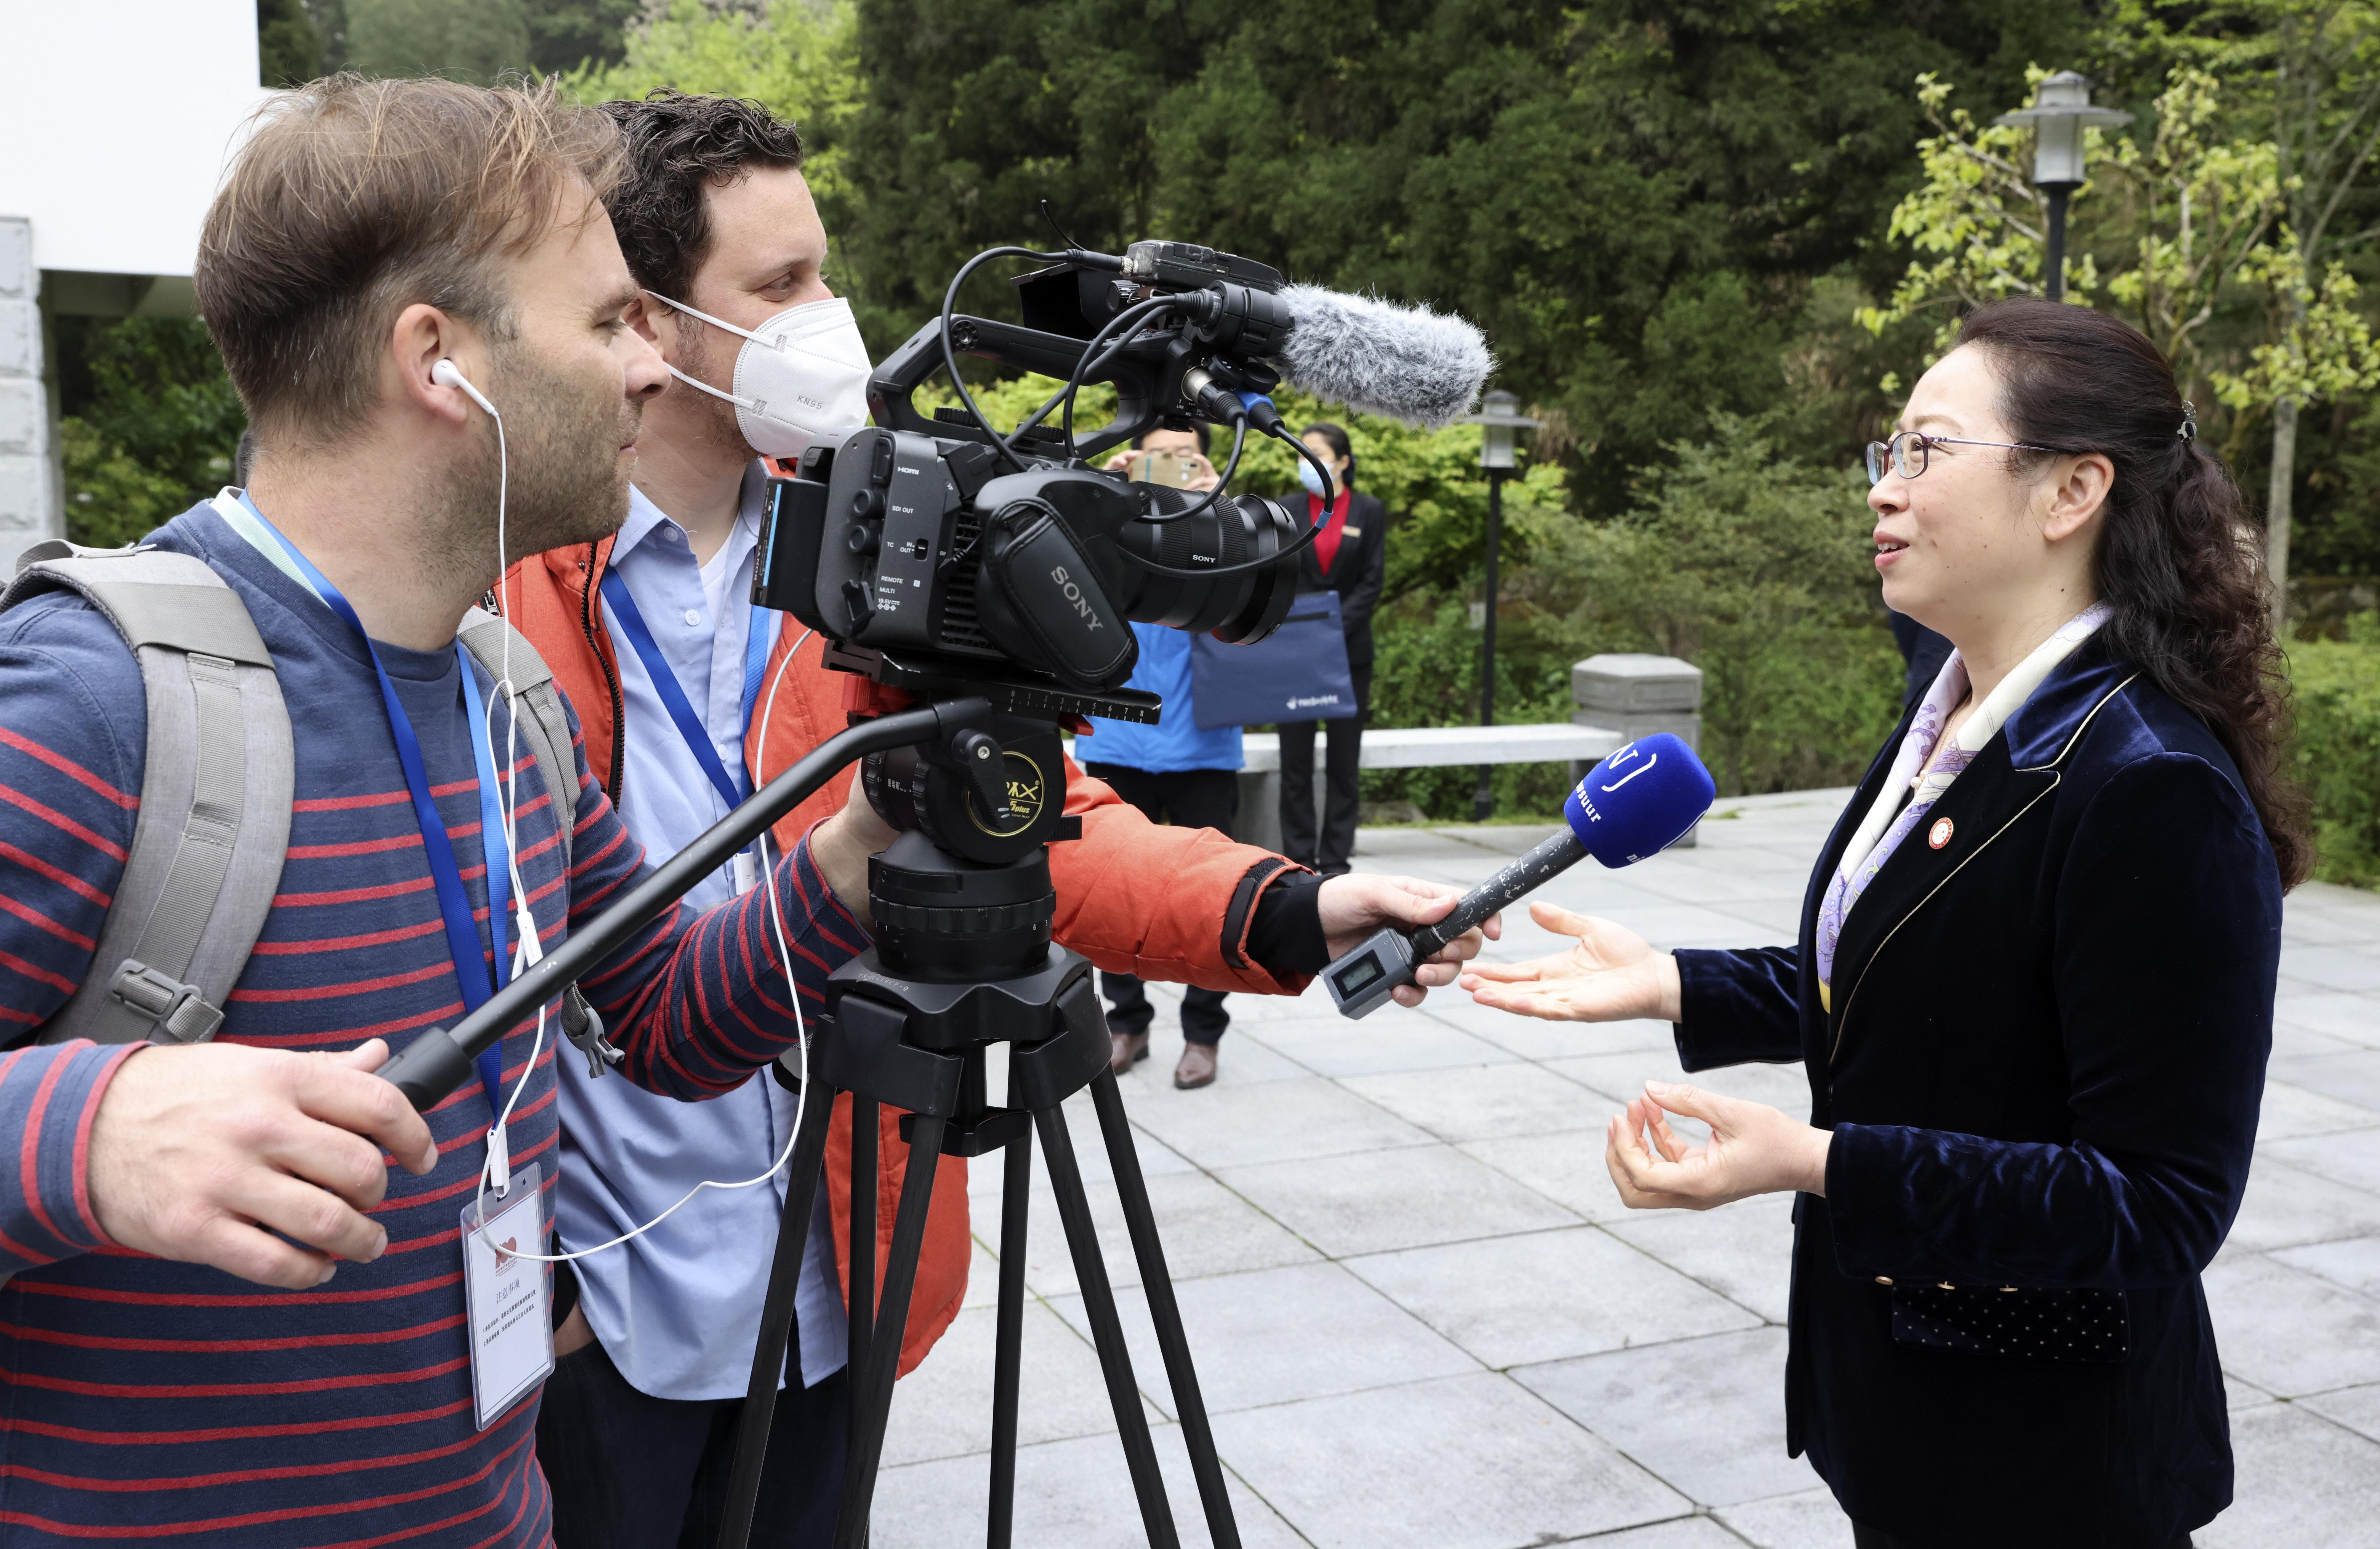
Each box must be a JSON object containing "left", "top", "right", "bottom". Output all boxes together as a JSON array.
[
  {"left": 599, "top": 566, "right": 775, "bottom": 814},
  {"left": 240, "top": 497, "right": 512, "bottom": 1121}
]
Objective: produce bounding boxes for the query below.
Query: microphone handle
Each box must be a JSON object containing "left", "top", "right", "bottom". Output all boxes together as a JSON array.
[{"left": 1409, "top": 828, "right": 1588, "bottom": 959}]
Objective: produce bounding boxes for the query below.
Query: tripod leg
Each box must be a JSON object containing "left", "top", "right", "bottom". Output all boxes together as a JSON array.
[
  {"left": 712, "top": 1075, "right": 839, "bottom": 1549},
  {"left": 1090, "top": 1069, "right": 1242, "bottom": 1549},
  {"left": 1035, "top": 1103, "right": 1181, "bottom": 1549},
  {"left": 986, "top": 1126, "right": 1032, "bottom": 1549},
  {"left": 847, "top": 1093, "right": 878, "bottom": 1435},
  {"left": 833, "top": 1112, "right": 947, "bottom": 1549}
]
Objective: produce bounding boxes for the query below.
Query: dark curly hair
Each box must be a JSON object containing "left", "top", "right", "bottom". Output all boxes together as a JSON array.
[
  {"left": 1957, "top": 299, "right": 2312, "bottom": 888},
  {"left": 596, "top": 90, "right": 805, "bottom": 301}
]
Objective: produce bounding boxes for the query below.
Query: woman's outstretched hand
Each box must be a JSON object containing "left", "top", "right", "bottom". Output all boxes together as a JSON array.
[
  {"left": 1458, "top": 901, "right": 1683, "bottom": 1022},
  {"left": 1605, "top": 1081, "right": 1832, "bottom": 1211}
]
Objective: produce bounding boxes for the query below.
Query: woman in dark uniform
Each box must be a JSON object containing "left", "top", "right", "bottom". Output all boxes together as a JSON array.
[
  {"left": 1462, "top": 300, "right": 2306, "bottom": 1548},
  {"left": 1277, "top": 422, "right": 1386, "bottom": 875}
]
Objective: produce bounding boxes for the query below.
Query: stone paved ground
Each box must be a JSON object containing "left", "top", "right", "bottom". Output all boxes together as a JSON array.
[{"left": 870, "top": 789, "right": 2380, "bottom": 1547}]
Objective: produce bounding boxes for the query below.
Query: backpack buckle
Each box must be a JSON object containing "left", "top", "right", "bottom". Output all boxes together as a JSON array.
[
  {"left": 562, "top": 984, "right": 622, "bottom": 1079},
  {"left": 107, "top": 960, "right": 225, "bottom": 1044}
]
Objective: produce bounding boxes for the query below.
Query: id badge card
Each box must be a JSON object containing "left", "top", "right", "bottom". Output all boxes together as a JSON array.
[
  {"left": 459, "top": 1162, "right": 553, "bottom": 1430},
  {"left": 731, "top": 847, "right": 761, "bottom": 895}
]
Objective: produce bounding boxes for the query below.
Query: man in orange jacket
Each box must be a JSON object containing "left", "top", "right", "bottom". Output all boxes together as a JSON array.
[{"left": 507, "top": 91, "right": 1491, "bottom": 1548}]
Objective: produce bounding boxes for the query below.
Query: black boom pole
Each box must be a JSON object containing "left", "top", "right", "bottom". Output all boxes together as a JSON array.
[{"left": 373, "top": 699, "right": 977, "bottom": 1111}]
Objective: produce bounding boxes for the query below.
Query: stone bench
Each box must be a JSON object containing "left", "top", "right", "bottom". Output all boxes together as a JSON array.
[{"left": 1231, "top": 723, "right": 1625, "bottom": 853}]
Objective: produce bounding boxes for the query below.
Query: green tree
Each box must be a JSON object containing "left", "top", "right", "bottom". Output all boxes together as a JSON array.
[
  {"left": 1553, "top": 415, "right": 1902, "bottom": 796},
  {"left": 528, "top": 0, "right": 640, "bottom": 74},
  {"left": 2247, "top": 1, "right": 2380, "bottom": 624},
  {"left": 1860, "top": 66, "right": 2289, "bottom": 403},
  {"left": 344, "top": 0, "right": 533, "bottom": 83},
  {"left": 258, "top": 0, "right": 324, "bottom": 86},
  {"left": 53, "top": 319, "right": 247, "bottom": 550},
  {"left": 564, "top": 0, "right": 859, "bottom": 201},
  {"left": 831, "top": 0, "right": 2086, "bottom": 513},
  {"left": 1857, "top": 59, "right": 2380, "bottom": 611}
]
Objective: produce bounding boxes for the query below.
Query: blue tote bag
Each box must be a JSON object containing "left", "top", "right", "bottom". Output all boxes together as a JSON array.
[{"left": 1188, "top": 590, "right": 1359, "bottom": 729}]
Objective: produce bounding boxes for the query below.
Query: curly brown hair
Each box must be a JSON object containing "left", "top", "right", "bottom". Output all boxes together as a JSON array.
[
  {"left": 1957, "top": 299, "right": 2313, "bottom": 888},
  {"left": 597, "top": 90, "right": 805, "bottom": 302}
]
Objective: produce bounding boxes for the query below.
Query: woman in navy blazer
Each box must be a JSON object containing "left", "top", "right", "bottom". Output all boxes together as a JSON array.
[{"left": 1465, "top": 301, "right": 2308, "bottom": 1549}]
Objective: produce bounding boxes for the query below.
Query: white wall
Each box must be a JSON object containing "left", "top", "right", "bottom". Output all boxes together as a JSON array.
[{"left": 0, "top": 1, "right": 268, "bottom": 278}]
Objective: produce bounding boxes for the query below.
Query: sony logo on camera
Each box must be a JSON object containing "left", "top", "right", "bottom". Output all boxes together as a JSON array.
[{"left": 1047, "top": 565, "right": 1105, "bottom": 632}]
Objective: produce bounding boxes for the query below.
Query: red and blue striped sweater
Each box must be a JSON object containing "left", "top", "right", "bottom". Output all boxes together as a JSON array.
[{"left": 0, "top": 503, "right": 867, "bottom": 1546}]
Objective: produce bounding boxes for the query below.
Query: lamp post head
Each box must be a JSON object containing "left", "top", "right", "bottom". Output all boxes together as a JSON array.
[
  {"left": 1995, "top": 70, "right": 2131, "bottom": 188},
  {"left": 1461, "top": 388, "right": 1542, "bottom": 470}
]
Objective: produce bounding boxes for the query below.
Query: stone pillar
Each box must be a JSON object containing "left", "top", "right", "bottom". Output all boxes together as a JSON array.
[
  {"left": 1571, "top": 653, "right": 1705, "bottom": 846},
  {"left": 0, "top": 219, "right": 60, "bottom": 549}
]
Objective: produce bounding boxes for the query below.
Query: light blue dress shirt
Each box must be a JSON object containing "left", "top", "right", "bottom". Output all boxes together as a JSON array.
[{"left": 555, "top": 465, "right": 849, "bottom": 1401}]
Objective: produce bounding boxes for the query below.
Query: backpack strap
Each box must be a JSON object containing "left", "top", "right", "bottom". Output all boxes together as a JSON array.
[
  {"left": 3, "top": 542, "right": 294, "bottom": 1046},
  {"left": 455, "top": 608, "right": 618, "bottom": 1075},
  {"left": 455, "top": 608, "right": 577, "bottom": 868}
]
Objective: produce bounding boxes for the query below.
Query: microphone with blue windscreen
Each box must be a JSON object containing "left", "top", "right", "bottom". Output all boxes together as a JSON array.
[{"left": 1322, "top": 734, "right": 1717, "bottom": 1019}]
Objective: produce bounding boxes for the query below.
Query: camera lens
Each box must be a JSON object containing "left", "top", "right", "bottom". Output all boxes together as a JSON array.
[{"left": 1111, "top": 491, "right": 1300, "bottom": 645}]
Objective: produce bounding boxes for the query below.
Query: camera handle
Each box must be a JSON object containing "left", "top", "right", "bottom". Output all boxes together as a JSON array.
[
  {"left": 374, "top": 698, "right": 983, "bottom": 1111},
  {"left": 868, "top": 313, "right": 1176, "bottom": 463}
]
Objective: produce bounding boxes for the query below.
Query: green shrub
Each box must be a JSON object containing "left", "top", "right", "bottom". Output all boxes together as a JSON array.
[
  {"left": 56, "top": 317, "right": 244, "bottom": 549},
  {"left": 2292, "top": 627, "right": 2380, "bottom": 889},
  {"left": 1551, "top": 416, "right": 1904, "bottom": 797}
]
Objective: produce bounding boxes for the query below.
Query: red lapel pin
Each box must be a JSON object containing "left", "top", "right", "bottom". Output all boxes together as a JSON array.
[{"left": 1928, "top": 816, "right": 1954, "bottom": 850}]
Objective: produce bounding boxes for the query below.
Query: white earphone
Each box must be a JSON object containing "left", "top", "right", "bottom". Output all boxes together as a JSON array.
[
  {"left": 432, "top": 357, "right": 499, "bottom": 418},
  {"left": 433, "top": 349, "right": 823, "bottom": 1262}
]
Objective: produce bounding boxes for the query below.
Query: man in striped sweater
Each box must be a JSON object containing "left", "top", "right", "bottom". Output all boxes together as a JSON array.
[{"left": 0, "top": 77, "right": 943, "bottom": 1546}]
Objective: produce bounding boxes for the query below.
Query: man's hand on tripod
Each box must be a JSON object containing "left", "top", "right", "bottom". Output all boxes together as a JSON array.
[
  {"left": 811, "top": 771, "right": 901, "bottom": 929},
  {"left": 1317, "top": 874, "right": 1499, "bottom": 1008}
]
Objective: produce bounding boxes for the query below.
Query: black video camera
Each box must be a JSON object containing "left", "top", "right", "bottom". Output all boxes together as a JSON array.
[{"left": 751, "top": 240, "right": 1324, "bottom": 704}]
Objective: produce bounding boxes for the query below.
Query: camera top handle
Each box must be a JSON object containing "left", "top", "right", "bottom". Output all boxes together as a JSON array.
[
  {"left": 373, "top": 698, "right": 980, "bottom": 1112},
  {"left": 869, "top": 311, "right": 1180, "bottom": 465}
]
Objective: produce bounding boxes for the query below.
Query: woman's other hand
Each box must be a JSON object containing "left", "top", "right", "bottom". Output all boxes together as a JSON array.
[
  {"left": 1458, "top": 901, "right": 1682, "bottom": 1022},
  {"left": 1605, "top": 1081, "right": 1831, "bottom": 1211}
]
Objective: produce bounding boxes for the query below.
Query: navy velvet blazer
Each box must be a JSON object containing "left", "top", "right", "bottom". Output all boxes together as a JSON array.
[{"left": 1674, "top": 638, "right": 2281, "bottom": 1547}]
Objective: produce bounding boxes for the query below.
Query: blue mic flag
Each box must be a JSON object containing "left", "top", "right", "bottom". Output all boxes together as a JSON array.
[{"left": 1563, "top": 734, "right": 1716, "bottom": 867}]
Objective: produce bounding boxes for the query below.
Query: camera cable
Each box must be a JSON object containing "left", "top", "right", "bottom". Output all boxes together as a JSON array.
[
  {"left": 468, "top": 619, "right": 832, "bottom": 1266},
  {"left": 940, "top": 245, "right": 1071, "bottom": 473},
  {"left": 1127, "top": 414, "right": 1248, "bottom": 526},
  {"left": 1122, "top": 419, "right": 1343, "bottom": 580},
  {"left": 997, "top": 294, "right": 1179, "bottom": 458}
]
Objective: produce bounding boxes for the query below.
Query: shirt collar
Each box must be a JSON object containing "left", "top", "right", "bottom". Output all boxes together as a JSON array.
[{"left": 615, "top": 461, "right": 773, "bottom": 568}]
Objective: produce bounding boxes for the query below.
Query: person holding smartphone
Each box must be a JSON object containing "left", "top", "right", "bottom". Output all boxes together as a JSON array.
[{"left": 1088, "top": 427, "right": 1242, "bottom": 1089}]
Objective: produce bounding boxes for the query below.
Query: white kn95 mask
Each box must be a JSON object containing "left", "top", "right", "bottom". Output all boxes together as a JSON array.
[{"left": 648, "top": 292, "right": 874, "bottom": 458}]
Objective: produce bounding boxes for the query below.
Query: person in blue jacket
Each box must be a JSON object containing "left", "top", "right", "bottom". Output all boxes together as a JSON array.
[
  {"left": 1086, "top": 425, "right": 1244, "bottom": 1090},
  {"left": 1463, "top": 300, "right": 2305, "bottom": 1548}
]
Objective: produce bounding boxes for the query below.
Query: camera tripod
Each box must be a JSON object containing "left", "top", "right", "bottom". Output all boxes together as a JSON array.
[
  {"left": 711, "top": 695, "right": 1242, "bottom": 1549},
  {"left": 375, "top": 668, "right": 1243, "bottom": 1549}
]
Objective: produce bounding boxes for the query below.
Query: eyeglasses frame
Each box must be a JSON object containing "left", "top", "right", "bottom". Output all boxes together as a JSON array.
[{"left": 1865, "top": 430, "right": 2065, "bottom": 486}]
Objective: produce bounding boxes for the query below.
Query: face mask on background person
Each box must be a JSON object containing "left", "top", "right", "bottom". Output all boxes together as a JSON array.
[
  {"left": 1299, "top": 459, "right": 1333, "bottom": 497},
  {"left": 647, "top": 292, "right": 873, "bottom": 457}
]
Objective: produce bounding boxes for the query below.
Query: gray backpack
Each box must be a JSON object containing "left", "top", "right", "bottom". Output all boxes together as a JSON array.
[{"left": 0, "top": 541, "right": 613, "bottom": 1067}]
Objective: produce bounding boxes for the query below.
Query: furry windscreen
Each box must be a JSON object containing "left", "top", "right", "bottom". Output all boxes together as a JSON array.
[{"left": 1274, "top": 285, "right": 1496, "bottom": 430}]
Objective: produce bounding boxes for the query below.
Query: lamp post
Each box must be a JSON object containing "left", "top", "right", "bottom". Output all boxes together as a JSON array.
[
  {"left": 1458, "top": 389, "right": 1540, "bottom": 823},
  {"left": 1995, "top": 71, "right": 2130, "bottom": 303}
]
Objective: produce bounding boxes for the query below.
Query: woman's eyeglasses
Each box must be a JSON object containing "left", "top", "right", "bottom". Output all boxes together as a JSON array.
[{"left": 1865, "top": 430, "right": 2061, "bottom": 485}]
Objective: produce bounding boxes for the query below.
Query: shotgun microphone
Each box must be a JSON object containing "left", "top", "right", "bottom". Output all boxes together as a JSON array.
[
  {"left": 1270, "top": 285, "right": 1496, "bottom": 430},
  {"left": 1323, "top": 734, "right": 1716, "bottom": 1019}
]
